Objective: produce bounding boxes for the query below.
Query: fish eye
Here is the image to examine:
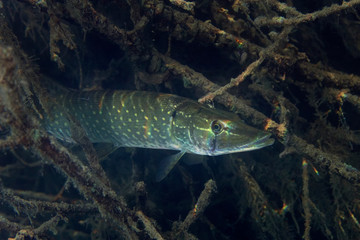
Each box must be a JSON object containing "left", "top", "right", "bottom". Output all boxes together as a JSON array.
[{"left": 211, "top": 120, "right": 223, "bottom": 134}]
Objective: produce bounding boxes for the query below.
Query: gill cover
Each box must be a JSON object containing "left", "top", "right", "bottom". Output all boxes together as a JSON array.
[{"left": 171, "top": 103, "right": 274, "bottom": 156}]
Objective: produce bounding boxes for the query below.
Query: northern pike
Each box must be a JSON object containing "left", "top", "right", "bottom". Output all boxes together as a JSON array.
[{"left": 43, "top": 88, "right": 274, "bottom": 181}]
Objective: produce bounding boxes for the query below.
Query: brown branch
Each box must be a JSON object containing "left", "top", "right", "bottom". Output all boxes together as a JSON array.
[
  {"left": 33, "top": 214, "right": 65, "bottom": 236},
  {"left": 155, "top": 5, "right": 262, "bottom": 59},
  {"left": 237, "top": 158, "right": 268, "bottom": 218},
  {"left": 3, "top": 1, "right": 360, "bottom": 239},
  {"left": 0, "top": 39, "right": 160, "bottom": 240},
  {"left": 136, "top": 211, "right": 164, "bottom": 240},
  {"left": 159, "top": 52, "right": 360, "bottom": 186},
  {"left": 169, "top": 0, "right": 195, "bottom": 14},
  {"left": 198, "top": 56, "right": 264, "bottom": 103},
  {"left": 254, "top": 0, "right": 360, "bottom": 27},
  {"left": 288, "top": 135, "right": 360, "bottom": 186},
  {"left": 0, "top": 185, "right": 68, "bottom": 237},
  {"left": 126, "top": 0, "right": 142, "bottom": 26},
  {"left": 7, "top": 215, "right": 64, "bottom": 240},
  {"left": 302, "top": 159, "right": 312, "bottom": 240},
  {"left": 263, "top": 0, "right": 302, "bottom": 16},
  {"left": 236, "top": 158, "right": 288, "bottom": 239},
  {"left": 66, "top": 112, "right": 110, "bottom": 187},
  {"left": 198, "top": 26, "right": 292, "bottom": 103},
  {"left": 324, "top": 88, "right": 360, "bottom": 114},
  {"left": 159, "top": 53, "right": 271, "bottom": 127},
  {"left": 298, "top": 62, "right": 360, "bottom": 91},
  {"left": 0, "top": 216, "right": 22, "bottom": 234},
  {"left": 174, "top": 179, "right": 217, "bottom": 238},
  {"left": 64, "top": 0, "right": 150, "bottom": 61},
  {"left": 1, "top": 185, "right": 97, "bottom": 215},
  {"left": 34, "top": 136, "right": 129, "bottom": 219}
]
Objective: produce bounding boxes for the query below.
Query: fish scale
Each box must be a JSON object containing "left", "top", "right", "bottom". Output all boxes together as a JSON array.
[
  {"left": 46, "top": 90, "right": 194, "bottom": 150},
  {"left": 44, "top": 89, "right": 274, "bottom": 155},
  {"left": 42, "top": 87, "right": 274, "bottom": 180}
]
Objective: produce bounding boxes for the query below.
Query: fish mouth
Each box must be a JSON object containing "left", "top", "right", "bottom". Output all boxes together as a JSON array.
[
  {"left": 244, "top": 133, "right": 274, "bottom": 151},
  {"left": 209, "top": 132, "right": 274, "bottom": 156}
]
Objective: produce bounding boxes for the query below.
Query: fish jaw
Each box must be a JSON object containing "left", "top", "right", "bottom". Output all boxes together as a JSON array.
[
  {"left": 171, "top": 104, "right": 275, "bottom": 156},
  {"left": 207, "top": 131, "right": 274, "bottom": 156}
]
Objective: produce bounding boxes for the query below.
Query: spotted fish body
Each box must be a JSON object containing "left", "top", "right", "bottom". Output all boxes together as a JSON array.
[{"left": 44, "top": 89, "right": 274, "bottom": 156}]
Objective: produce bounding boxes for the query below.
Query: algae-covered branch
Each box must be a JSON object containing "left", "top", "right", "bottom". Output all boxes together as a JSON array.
[{"left": 0, "top": 0, "right": 360, "bottom": 239}]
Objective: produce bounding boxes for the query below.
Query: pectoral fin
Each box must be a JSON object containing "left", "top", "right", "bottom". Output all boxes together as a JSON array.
[
  {"left": 183, "top": 154, "right": 206, "bottom": 166},
  {"left": 93, "top": 142, "right": 119, "bottom": 161},
  {"left": 156, "top": 151, "right": 186, "bottom": 182}
]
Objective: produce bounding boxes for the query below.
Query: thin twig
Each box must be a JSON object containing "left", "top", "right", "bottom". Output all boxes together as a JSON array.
[
  {"left": 254, "top": 0, "right": 360, "bottom": 27},
  {"left": 302, "top": 159, "right": 312, "bottom": 240},
  {"left": 175, "top": 179, "right": 217, "bottom": 237},
  {"left": 198, "top": 27, "right": 292, "bottom": 103},
  {"left": 160, "top": 52, "right": 360, "bottom": 185}
]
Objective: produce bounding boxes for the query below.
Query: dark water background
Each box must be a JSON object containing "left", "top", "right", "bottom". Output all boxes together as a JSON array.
[{"left": 1, "top": 0, "right": 360, "bottom": 239}]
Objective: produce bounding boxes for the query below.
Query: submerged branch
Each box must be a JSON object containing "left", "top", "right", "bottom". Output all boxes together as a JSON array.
[
  {"left": 174, "top": 179, "right": 217, "bottom": 239},
  {"left": 198, "top": 27, "right": 292, "bottom": 103},
  {"left": 161, "top": 52, "right": 360, "bottom": 186},
  {"left": 0, "top": 37, "right": 161, "bottom": 239},
  {"left": 254, "top": 0, "right": 360, "bottom": 27},
  {"left": 1, "top": 0, "right": 360, "bottom": 239}
]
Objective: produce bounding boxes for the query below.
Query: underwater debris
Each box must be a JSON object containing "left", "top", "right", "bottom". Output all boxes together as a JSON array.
[
  {"left": 0, "top": 0, "right": 360, "bottom": 239},
  {"left": 173, "top": 179, "right": 217, "bottom": 238},
  {"left": 302, "top": 159, "right": 311, "bottom": 240}
]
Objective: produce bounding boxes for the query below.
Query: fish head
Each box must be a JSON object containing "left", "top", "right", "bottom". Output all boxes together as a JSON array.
[{"left": 174, "top": 104, "right": 274, "bottom": 156}]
